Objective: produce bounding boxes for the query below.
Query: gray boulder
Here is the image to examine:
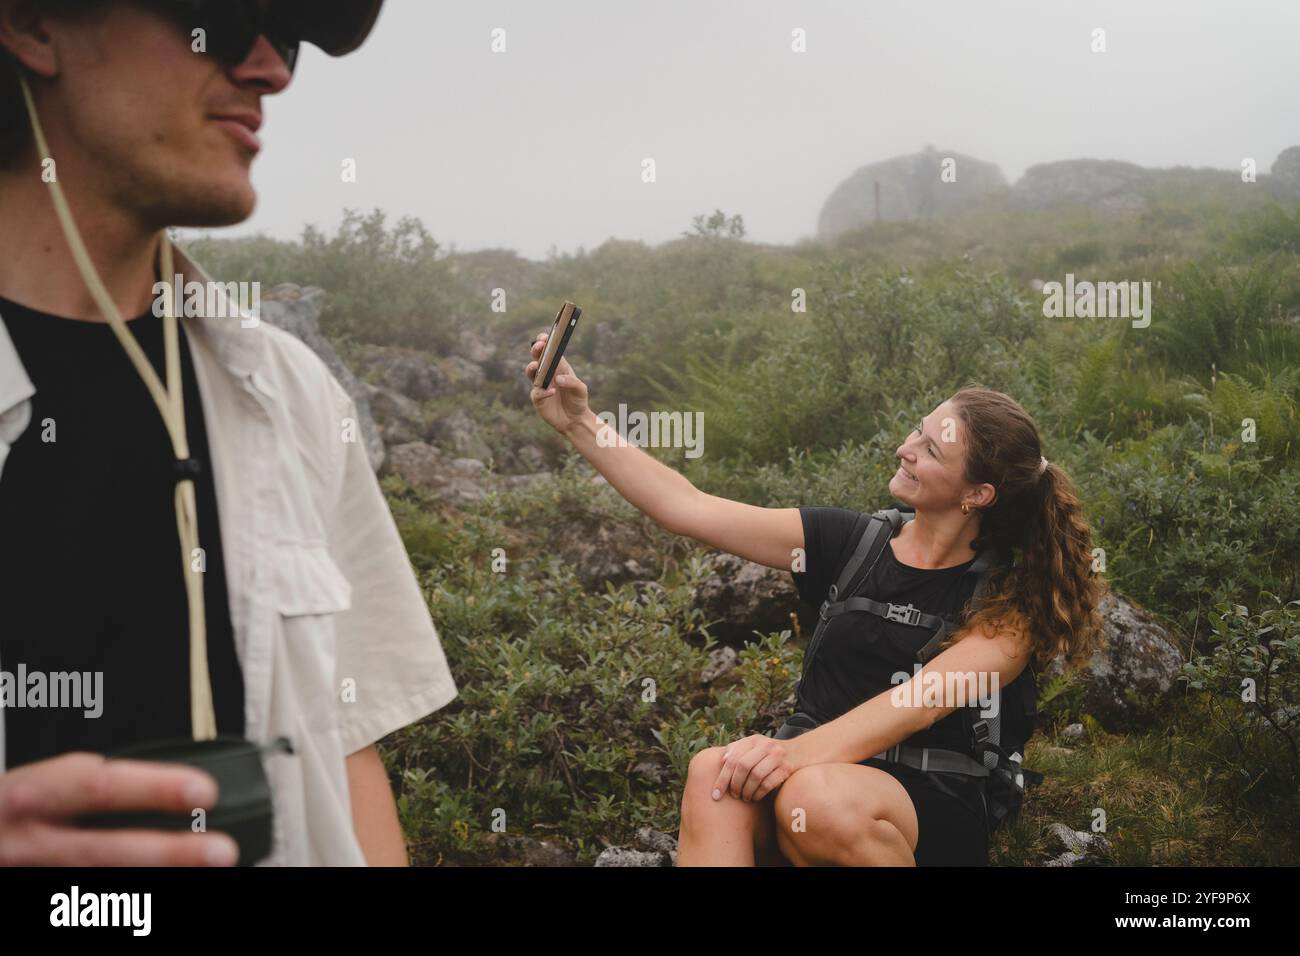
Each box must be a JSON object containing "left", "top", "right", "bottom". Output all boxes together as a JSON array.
[
  {"left": 594, "top": 848, "right": 670, "bottom": 867},
  {"left": 594, "top": 828, "right": 678, "bottom": 867},
  {"left": 458, "top": 329, "right": 498, "bottom": 366},
  {"left": 700, "top": 646, "right": 739, "bottom": 685},
  {"left": 546, "top": 501, "right": 661, "bottom": 589},
  {"left": 355, "top": 345, "right": 448, "bottom": 401},
  {"left": 364, "top": 383, "right": 425, "bottom": 447},
  {"left": 1270, "top": 146, "right": 1300, "bottom": 197},
  {"left": 691, "top": 551, "right": 800, "bottom": 646},
  {"left": 1010, "top": 159, "right": 1150, "bottom": 213},
  {"left": 1043, "top": 591, "right": 1184, "bottom": 731},
  {"left": 260, "top": 284, "right": 384, "bottom": 471},
  {"left": 427, "top": 408, "right": 494, "bottom": 461},
  {"left": 1043, "top": 822, "right": 1113, "bottom": 867},
  {"left": 818, "top": 147, "right": 1009, "bottom": 238},
  {"left": 443, "top": 354, "right": 486, "bottom": 386},
  {"left": 383, "top": 441, "right": 546, "bottom": 506}
]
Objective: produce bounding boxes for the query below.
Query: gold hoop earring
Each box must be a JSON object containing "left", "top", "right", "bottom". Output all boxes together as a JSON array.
[{"left": 961, "top": 502, "right": 970, "bottom": 515}]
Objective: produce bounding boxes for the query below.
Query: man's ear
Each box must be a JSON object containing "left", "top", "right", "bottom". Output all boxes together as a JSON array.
[{"left": 0, "top": 0, "right": 62, "bottom": 79}]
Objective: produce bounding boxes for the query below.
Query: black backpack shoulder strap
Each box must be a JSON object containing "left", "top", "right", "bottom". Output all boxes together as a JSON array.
[{"left": 826, "top": 508, "right": 902, "bottom": 605}]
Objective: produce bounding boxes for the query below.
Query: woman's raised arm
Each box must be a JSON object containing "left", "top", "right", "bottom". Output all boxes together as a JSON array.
[{"left": 526, "top": 334, "right": 805, "bottom": 571}]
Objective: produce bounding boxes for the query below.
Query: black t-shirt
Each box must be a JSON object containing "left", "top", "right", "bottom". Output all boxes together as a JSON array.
[
  {"left": 0, "top": 297, "right": 244, "bottom": 767},
  {"left": 791, "top": 504, "right": 984, "bottom": 753}
]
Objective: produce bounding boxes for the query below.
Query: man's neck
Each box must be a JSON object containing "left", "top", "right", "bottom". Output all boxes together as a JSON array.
[{"left": 0, "top": 164, "right": 163, "bottom": 323}]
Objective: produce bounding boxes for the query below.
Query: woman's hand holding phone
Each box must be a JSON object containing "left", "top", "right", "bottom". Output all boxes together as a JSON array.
[{"left": 526, "top": 332, "right": 591, "bottom": 435}]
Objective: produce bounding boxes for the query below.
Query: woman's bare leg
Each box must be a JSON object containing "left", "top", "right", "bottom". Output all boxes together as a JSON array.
[{"left": 677, "top": 746, "right": 787, "bottom": 866}]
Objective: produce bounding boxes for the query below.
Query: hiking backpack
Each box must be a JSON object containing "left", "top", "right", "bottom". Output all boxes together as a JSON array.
[{"left": 784, "top": 506, "right": 1045, "bottom": 832}]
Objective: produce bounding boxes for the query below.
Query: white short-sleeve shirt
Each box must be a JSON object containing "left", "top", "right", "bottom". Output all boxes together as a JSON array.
[{"left": 0, "top": 246, "right": 458, "bottom": 865}]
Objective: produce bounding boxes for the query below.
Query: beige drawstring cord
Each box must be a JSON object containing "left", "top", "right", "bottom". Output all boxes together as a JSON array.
[{"left": 19, "top": 75, "right": 218, "bottom": 741}]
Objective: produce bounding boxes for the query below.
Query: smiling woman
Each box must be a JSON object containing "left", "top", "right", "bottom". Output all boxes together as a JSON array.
[
  {"left": 675, "top": 387, "right": 1106, "bottom": 866},
  {"left": 526, "top": 363, "right": 1108, "bottom": 866}
]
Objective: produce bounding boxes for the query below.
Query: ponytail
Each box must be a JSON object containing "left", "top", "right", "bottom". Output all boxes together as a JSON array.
[{"left": 940, "top": 387, "right": 1107, "bottom": 670}]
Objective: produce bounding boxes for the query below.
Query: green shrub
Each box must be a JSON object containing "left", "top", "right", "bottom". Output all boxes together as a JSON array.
[{"left": 1182, "top": 596, "right": 1300, "bottom": 784}]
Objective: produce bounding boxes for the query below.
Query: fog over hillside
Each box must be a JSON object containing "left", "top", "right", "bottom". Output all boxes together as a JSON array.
[{"left": 209, "top": 0, "right": 1300, "bottom": 259}]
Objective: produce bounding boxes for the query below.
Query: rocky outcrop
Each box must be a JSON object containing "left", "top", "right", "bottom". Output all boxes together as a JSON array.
[
  {"left": 545, "top": 500, "right": 663, "bottom": 590},
  {"left": 364, "top": 384, "right": 425, "bottom": 447},
  {"left": 700, "top": 646, "right": 739, "bottom": 685},
  {"left": 1009, "top": 159, "right": 1151, "bottom": 214},
  {"left": 1043, "top": 822, "right": 1113, "bottom": 867},
  {"left": 260, "top": 284, "right": 385, "bottom": 471},
  {"left": 1271, "top": 146, "right": 1300, "bottom": 198},
  {"left": 383, "top": 441, "right": 546, "bottom": 506},
  {"left": 355, "top": 344, "right": 448, "bottom": 401},
  {"left": 1042, "top": 591, "right": 1184, "bottom": 731},
  {"left": 817, "top": 147, "right": 1009, "bottom": 238},
  {"left": 820, "top": 149, "right": 1300, "bottom": 238},
  {"left": 593, "top": 827, "right": 678, "bottom": 867},
  {"left": 427, "top": 408, "right": 494, "bottom": 462},
  {"left": 690, "top": 551, "right": 801, "bottom": 647}
]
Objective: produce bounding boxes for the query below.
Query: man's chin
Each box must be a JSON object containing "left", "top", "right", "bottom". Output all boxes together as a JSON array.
[
  {"left": 156, "top": 175, "right": 257, "bottom": 228},
  {"left": 174, "top": 186, "right": 257, "bottom": 227}
]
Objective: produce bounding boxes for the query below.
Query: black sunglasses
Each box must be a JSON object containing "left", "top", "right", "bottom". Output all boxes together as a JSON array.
[{"left": 141, "top": 0, "right": 301, "bottom": 74}]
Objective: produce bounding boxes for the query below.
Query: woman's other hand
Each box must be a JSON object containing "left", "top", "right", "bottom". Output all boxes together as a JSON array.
[{"left": 711, "top": 734, "right": 802, "bottom": 803}]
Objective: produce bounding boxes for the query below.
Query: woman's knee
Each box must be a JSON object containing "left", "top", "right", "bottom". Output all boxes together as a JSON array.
[
  {"left": 680, "top": 746, "right": 766, "bottom": 834},
  {"left": 684, "top": 746, "right": 725, "bottom": 794},
  {"left": 680, "top": 748, "right": 724, "bottom": 821},
  {"left": 776, "top": 811, "right": 908, "bottom": 866},
  {"left": 773, "top": 766, "right": 913, "bottom": 865}
]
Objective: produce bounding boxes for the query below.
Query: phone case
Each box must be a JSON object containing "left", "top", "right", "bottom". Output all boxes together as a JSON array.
[{"left": 537, "top": 301, "right": 582, "bottom": 390}]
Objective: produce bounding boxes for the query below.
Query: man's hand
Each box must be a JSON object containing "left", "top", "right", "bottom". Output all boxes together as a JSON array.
[
  {"left": 0, "top": 752, "right": 239, "bottom": 866},
  {"left": 711, "top": 734, "right": 807, "bottom": 804}
]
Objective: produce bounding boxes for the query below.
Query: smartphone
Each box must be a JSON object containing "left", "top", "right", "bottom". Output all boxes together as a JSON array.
[{"left": 535, "top": 301, "right": 582, "bottom": 390}]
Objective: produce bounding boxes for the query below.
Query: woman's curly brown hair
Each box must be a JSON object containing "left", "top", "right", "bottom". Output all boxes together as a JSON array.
[{"left": 939, "top": 385, "right": 1108, "bottom": 672}]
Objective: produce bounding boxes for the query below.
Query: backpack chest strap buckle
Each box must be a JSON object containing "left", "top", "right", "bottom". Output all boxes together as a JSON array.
[{"left": 885, "top": 602, "right": 922, "bottom": 626}]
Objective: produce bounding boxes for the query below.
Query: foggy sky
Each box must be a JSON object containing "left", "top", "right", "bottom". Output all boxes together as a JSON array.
[{"left": 204, "top": 0, "right": 1300, "bottom": 260}]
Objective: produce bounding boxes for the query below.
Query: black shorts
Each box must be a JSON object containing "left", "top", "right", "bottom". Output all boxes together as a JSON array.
[{"left": 860, "top": 757, "right": 989, "bottom": 866}]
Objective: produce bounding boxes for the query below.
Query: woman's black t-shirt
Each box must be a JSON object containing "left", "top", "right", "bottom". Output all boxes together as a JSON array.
[{"left": 790, "top": 504, "right": 983, "bottom": 753}]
